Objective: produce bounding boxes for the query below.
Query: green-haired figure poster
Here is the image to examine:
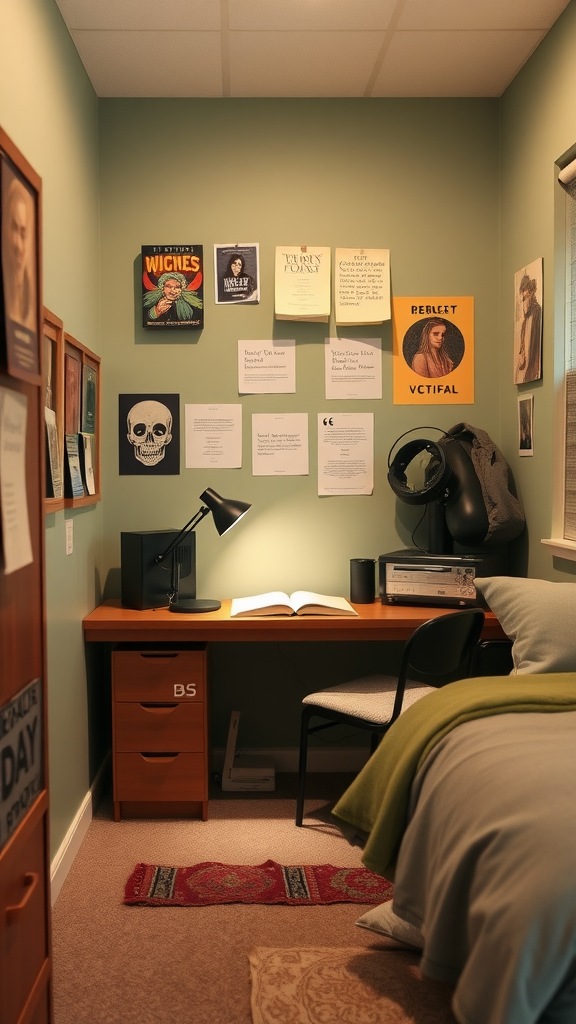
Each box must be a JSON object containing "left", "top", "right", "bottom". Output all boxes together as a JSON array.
[{"left": 141, "top": 244, "right": 203, "bottom": 329}]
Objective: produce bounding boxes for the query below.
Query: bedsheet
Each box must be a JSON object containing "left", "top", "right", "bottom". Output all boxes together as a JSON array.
[{"left": 393, "top": 712, "right": 576, "bottom": 1024}]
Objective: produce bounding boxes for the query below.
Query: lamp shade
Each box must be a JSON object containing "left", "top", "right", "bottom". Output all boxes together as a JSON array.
[{"left": 200, "top": 487, "right": 251, "bottom": 536}]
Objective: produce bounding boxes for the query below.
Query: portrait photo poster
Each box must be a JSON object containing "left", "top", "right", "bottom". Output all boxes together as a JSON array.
[
  {"left": 513, "top": 257, "right": 543, "bottom": 385},
  {"left": 325, "top": 336, "right": 382, "bottom": 400},
  {"left": 141, "top": 245, "right": 203, "bottom": 330},
  {"left": 0, "top": 154, "right": 40, "bottom": 382},
  {"left": 518, "top": 393, "right": 534, "bottom": 456},
  {"left": 392, "top": 296, "right": 474, "bottom": 405},
  {"left": 214, "top": 244, "right": 259, "bottom": 304},
  {"left": 118, "top": 393, "right": 180, "bottom": 475}
]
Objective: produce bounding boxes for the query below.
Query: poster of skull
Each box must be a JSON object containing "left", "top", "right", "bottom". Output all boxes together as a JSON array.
[{"left": 119, "top": 394, "right": 180, "bottom": 475}]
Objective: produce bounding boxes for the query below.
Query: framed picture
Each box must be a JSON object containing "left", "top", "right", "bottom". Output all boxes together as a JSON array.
[
  {"left": 0, "top": 151, "right": 41, "bottom": 383},
  {"left": 513, "top": 258, "right": 542, "bottom": 385},
  {"left": 119, "top": 393, "right": 180, "bottom": 475},
  {"left": 518, "top": 393, "right": 534, "bottom": 456}
]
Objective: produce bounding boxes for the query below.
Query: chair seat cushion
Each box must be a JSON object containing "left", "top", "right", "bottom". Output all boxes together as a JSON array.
[{"left": 302, "top": 675, "right": 436, "bottom": 724}]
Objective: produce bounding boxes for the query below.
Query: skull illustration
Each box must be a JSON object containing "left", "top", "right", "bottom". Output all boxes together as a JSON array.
[{"left": 127, "top": 400, "right": 173, "bottom": 466}]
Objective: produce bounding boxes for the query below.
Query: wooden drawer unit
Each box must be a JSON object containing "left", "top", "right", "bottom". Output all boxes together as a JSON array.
[{"left": 112, "top": 645, "right": 208, "bottom": 821}]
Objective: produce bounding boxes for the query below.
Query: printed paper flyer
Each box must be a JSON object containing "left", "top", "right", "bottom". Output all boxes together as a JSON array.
[
  {"left": 141, "top": 245, "right": 203, "bottom": 329},
  {"left": 392, "top": 297, "right": 474, "bottom": 405}
]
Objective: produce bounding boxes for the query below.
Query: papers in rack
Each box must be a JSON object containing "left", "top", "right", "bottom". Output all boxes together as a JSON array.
[{"left": 230, "top": 591, "right": 358, "bottom": 617}]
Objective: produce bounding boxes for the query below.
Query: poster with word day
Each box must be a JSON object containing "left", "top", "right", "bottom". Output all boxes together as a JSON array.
[
  {"left": 141, "top": 245, "right": 203, "bottom": 329},
  {"left": 334, "top": 248, "right": 390, "bottom": 325},
  {"left": 275, "top": 246, "right": 331, "bottom": 322},
  {"left": 392, "top": 297, "right": 474, "bottom": 405}
]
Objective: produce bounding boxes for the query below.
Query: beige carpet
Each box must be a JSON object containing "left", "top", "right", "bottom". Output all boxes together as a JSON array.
[{"left": 249, "top": 946, "right": 456, "bottom": 1024}]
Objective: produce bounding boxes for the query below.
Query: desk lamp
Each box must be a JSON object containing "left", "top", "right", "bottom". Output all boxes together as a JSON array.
[{"left": 155, "top": 487, "right": 250, "bottom": 613}]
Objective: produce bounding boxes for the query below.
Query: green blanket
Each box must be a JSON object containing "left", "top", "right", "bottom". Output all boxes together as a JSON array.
[{"left": 331, "top": 674, "right": 576, "bottom": 881}]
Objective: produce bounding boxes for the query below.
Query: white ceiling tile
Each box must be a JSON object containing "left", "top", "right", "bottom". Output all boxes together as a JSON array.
[
  {"left": 371, "top": 30, "right": 546, "bottom": 97},
  {"left": 229, "top": 31, "right": 385, "bottom": 97},
  {"left": 398, "top": 0, "right": 571, "bottom": 31},
  {"left": 70, "top": 30, "right": 224, "bottom": 97},
  {"left": 228, "top": 0, "right": 397, "bottom": 32},
  {"left": 55, "top": 0, "right": 221, "bottom": 31}
]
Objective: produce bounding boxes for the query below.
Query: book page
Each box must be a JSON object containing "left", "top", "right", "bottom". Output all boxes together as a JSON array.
[
  {"left": 231, "top": 592, "right": 293, "bottom": 616},
  {"left": 290, "top": 591, "right": 357, "bottom": 615},
  {"left": 275, "top": 246, "right": 330, "bottom": 321},
  {"left": 0, "top": 387, "right": 33, "bottom": 573}
]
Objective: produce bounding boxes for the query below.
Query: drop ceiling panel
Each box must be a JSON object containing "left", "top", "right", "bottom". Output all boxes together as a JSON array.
[
  {"left": 55, "top": 0, "right": 221, "bottom": 31},
  {"left": 230, "top": 31, "right": 385, "bottom": 97},
  {"left": 398, "top": 0, "right": 570, "bottom": 31},
  {"left": 70, "top": 30, "right": 223, "bottom": 97},
  {"left": 372, "top": 30, "right": 545, "bottom": 97},
  {"left": 228, "top": 0, "right": 397, "bottom": 32}
]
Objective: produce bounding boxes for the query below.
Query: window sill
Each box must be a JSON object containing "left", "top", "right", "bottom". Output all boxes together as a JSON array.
[{"left": 541, "top": 537, "right": 576, "bottom": 561}]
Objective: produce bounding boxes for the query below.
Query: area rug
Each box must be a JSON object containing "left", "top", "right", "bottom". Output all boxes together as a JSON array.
[
  {"left": 249, "top": 947, "right": 456, "bottom": 1024},
  {"left": 124, "top": 859, "right": 393, "bottom": 907}
]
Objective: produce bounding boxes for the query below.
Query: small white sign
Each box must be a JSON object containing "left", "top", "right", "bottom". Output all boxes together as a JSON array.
[
  {"left": 252, "top": 413, "right": 309, "bottom": 476},
  {"left": 185, "top": 404, "right": 242, "bottom": 469},
  {"left": 325, "top": 336, "right": 382, "bottom": 400},
  {"left": 238, "top": 339, "right": 296, "bottom": 394},
  {"left": 318, "top": 412, "right": 374, "bottom": 495}
]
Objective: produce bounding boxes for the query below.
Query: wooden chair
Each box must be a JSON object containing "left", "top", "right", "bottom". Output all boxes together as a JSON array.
[{"left": 295, "top": 608, "right": 485, "bottom": 826}]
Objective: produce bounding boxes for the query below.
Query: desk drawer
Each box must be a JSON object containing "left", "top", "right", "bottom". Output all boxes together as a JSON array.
[
  {"left": 115, "top": 752, "right": 206, "bottom": 801},
  {"left": 115, "top": 701, "right": 204, "bottom": 751},
  {"left": 113, "top": 649, "right": 205, "bottom": 702}
]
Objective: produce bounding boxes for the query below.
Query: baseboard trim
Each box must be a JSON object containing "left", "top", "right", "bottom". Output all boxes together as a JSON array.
[
  {"left": 50, "top": 755, "right": 110, "bottom": 906},
  {"left": 212, "top": 746, "right": 369, "bottom": 774}
]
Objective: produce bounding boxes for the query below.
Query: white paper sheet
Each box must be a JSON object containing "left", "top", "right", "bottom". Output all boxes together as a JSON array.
[
  {"left": 238, "top": 339, "right": 296, "bottom": 394},
  {"left": 325, "top": 336, "right": 382, "bottom": 400},
  {"left": 0, "top": 387, "right": 33, "bottom": 574},
  {"left": 252, "top": 413, "right": 309, "bottom": 476},
  {"left": 185, "top": 404, "right": 242, "bottom": 468},
  {"left": 317, "top": 412, "right": 374, "bottom": 495}
]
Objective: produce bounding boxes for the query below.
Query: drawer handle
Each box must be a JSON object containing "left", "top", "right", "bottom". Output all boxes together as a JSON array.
[
  {"left": 6, "top": 872, "right": 39, "bottom": 923},
  {"left": 140, "top": 753, "right": 178, "bottom": 763},
  {"left": 139, "top": 654, "right": 179, "bottom": 661},
  {"left": 139, "top": 704, "right": 178, "bottom": 714}
]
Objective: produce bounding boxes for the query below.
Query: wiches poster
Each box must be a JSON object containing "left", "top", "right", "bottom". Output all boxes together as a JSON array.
[
  {"left": 142, "top": 245, "right": 203, "bottom": 329},
  {"left": 393, "top": 297, "right": 474, "bottom": 404}
]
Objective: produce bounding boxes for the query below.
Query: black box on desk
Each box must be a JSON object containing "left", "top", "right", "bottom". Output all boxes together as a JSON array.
[
  {"left": 121, "top": 530, "right": 196, "bottom": 610},
  {"left": 378, "top": 549, "right": 507, "bottom": 608}
]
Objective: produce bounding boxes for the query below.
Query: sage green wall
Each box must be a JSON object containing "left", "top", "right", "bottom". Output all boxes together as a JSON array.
[
  {"left": 499, "top": 0, "right": 576, "bottom": 582},
  {"left": 99, "top": 97, "right": 501, "bottom": 747},
  {"left": 0, "top": 0, "right": 103, "bottom": 859}
]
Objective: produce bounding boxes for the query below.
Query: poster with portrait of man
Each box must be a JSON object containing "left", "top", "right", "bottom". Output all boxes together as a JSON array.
[
  {"left": 141, "top": 245, "right": 203, "bottom": 330},
  {"left": 0, "top": 155, "right": 40, "bottom": 381},
  {"left": 513, "top": 258, "right": 542, "bottom": 384}
]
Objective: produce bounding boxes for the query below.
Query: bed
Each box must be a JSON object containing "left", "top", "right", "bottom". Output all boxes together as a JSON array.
[{"left": 332, "top": 577, "right": 576, "bottom": 1024}]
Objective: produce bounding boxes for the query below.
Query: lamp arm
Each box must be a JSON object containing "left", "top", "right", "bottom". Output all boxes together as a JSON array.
[{"left": 155, "top": 505, "right": 211, "bottom": 565}]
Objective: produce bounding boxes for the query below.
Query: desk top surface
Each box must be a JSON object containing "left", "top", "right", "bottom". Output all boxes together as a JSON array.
[{"left": 83, "top": 599, "right": 504, "bottom": 644}]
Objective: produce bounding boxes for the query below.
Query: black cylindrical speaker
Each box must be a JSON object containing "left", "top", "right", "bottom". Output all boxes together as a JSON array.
[{"left": 350, "top": 558, "right": 376, "bottom": 604}]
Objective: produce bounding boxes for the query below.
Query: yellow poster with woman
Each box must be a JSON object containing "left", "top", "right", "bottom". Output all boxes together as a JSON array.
[{"left": 392, "top": 297, "right": 474, "bottom": 404}]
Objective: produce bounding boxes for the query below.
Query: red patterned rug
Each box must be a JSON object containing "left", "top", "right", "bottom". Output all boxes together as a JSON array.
[{"left": 124, "top": 859, "right": 393, "bottom": 907}]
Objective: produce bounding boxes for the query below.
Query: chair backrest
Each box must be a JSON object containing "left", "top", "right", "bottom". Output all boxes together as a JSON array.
[{"left": 391, "top": 608, "right": 485, "bottom": 722}]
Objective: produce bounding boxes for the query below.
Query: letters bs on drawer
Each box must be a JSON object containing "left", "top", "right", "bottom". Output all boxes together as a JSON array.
[{"left": 113, "top": 649, "right": 205, "bottom": 701}]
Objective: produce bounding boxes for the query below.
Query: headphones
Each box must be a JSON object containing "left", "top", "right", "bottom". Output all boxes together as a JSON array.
[{"left": 387, "top": 428, "right": 453, "bottom": 506}]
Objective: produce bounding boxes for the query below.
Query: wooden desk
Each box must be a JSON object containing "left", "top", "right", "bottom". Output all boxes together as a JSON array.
[
  {"left": 83, "top": 598, "right": 504, "bottom": 644},
  {"left": 83, "top": 600, "right": 504, "bottom": 822}
]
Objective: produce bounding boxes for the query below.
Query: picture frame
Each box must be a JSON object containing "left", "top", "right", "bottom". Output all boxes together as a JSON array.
[
  {"left": 0, "top": 144, "right": 41, "bottom": 385},
  {"left": 518, "top": 393, "right": 534, "bottom": 456},
  {"left": 513, "top": 258, "right": 543, "bottom": 385}
]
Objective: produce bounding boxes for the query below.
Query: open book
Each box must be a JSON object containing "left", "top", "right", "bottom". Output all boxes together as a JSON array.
[{"left": 230, "top": 590, "right": 358, "bottom": 618}]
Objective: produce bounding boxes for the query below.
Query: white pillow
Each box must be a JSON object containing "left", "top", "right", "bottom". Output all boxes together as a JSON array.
[
  {"left": 356, "top": 901, "right": 424, "bottom": 949},
  {"left": 475, "top": 576, "right": 576, "bottom": 674}
]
